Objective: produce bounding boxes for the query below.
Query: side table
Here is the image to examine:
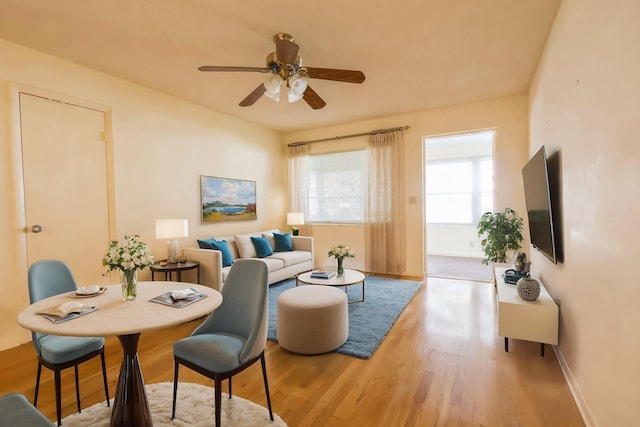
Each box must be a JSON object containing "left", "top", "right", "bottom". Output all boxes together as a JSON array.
[{"left": 150, "top": 260, "right": 200, "bottom": 283}]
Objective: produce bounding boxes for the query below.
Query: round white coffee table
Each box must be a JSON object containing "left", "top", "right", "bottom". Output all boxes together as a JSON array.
[{"left": 296, "top": 269, "right": 366, "bottom": 303}]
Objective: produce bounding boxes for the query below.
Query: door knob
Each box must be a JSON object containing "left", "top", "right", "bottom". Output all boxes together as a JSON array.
[{"left": 31, "top": 225, "right": 43, "bottom": 233}]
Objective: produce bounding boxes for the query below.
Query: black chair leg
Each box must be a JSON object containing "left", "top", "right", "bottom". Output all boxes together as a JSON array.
[
  {"left": 260, "top": 353, "right": 274, "bottom": 421},
  {"left": 171, "top": 362, "right": 179, "bottom": 420},
  {"left": 215, "top": 377, "right": 222, "bottom": 427},
  {"left": 74, "top": 364, "right": 81, "bottom": 413},
  {"left": 54, "top": 369, "right": 62, "bottom": 427},
  {"left": 34, "top": 363, "right": 42, "bottom": 406},
  {"left": 100, "top": 350, "right": 110, "bottom": 407},
  {"left": 228, "top": 377, "right": 232, "bottom": 398}
]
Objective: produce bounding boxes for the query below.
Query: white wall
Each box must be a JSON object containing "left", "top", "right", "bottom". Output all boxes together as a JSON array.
[
  {"left": 0, "top": 39, "right": 285, "bottom": 350},
  {"left": 427, "top": 224, "right": 484, "bottom": 258},
  {"left": 529, "top": 0, "right": 640, "bottom": 425}
]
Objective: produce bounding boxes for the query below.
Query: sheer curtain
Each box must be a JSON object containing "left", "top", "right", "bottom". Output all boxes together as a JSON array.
[
  {"left": 365, "top": 130, "right": 406, "bottom": 274},
  {"left": 288, "top": 144, "right": 310, "bottom": 215}
]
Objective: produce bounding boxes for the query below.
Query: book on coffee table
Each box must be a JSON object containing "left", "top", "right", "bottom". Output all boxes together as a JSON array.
[{"left": 310, "top": 270, "right": 336, "bottom": 279}]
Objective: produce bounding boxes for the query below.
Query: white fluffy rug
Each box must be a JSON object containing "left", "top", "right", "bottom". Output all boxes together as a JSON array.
[{"left": 62, "top": 382, "right": 287, "bottom": 426}]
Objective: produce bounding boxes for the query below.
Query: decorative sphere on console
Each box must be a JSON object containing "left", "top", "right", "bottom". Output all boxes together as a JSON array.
[{"left": 516, "top": 277, "right": 540, "bottom": 301}]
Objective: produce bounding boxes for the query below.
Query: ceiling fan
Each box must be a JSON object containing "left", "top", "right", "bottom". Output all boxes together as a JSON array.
[{"left": 198, "top": 33, "right": 366, "bottom": 110}]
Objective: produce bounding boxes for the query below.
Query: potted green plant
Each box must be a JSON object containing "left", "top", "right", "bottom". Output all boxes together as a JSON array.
[{"left": 477, "top": 208, "right": 524, "bottom": 265}]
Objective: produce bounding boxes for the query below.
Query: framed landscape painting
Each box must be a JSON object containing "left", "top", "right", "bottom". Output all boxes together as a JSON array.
[{"left": 201, "top": 176, "right": 257, "bottom": 222}]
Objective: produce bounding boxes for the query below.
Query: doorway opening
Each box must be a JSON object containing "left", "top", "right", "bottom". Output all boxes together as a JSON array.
[{"left": 424, "top": 130, "right": 494, "bottom": 281}]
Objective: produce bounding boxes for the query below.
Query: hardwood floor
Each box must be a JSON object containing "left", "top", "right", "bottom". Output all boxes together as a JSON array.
[{"left": 0, "top": 277, "right": 584, "bottom": 426}]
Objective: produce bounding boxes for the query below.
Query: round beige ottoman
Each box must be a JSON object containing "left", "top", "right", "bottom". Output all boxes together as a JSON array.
[{"left": 277, "top": 285, "right": 349, "bottom": 355}]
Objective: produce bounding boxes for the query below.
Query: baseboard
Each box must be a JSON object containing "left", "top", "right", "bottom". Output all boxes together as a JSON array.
[
  {"left": 553, "top": 345, "right": 598, "bottom": 427},
  {"left": 427, "top": 252, "right": 484, "bottom": 259},
  {"left": 364, "top": 271, "right": 425, "bottom": 282}
]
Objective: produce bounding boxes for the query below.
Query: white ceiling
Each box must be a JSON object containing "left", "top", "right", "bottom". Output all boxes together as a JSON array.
[{"left": 0, "top": 0, "right": 560, "bottom": 133}]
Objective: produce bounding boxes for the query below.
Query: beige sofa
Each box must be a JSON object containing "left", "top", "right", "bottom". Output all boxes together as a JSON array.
[{"left": 184, "top": 229, "right": 314, "bottom": 291}]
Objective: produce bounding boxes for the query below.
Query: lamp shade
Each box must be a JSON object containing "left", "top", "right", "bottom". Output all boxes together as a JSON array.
[
  {"left": 287, "top": 212, "right": 304, "bottom": 226},
  {"left": 287, "top": 76, "right": 308, "bottom": 103},
  {"left": 155, "top": 219, "right": 188, "bottom": 239},
  {"left": 264, "top": 74, "right": 282, "bottom": 101}
]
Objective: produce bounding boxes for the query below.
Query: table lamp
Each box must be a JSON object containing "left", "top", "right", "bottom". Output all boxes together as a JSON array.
[
  {"left": 155, "top": 219, "right": 188, "bottom": 263},
  {"left": 287, "top": 212, "right": 304, "bottom": 236}
]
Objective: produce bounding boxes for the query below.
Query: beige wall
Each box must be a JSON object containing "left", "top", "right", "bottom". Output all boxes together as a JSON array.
[
  {"left": 529, "top": 0, "right": 639, "bottom": 425},
  {"left": 0, "top": 39, "right": 284, "bottom": 350},
  {"left": 3, "top": 2, "right": 634, "bottom": 421},
  {"left": 0, "top": 37, "right": 529, "bottom": 349},
  {"left": 285, "top": 94, "right": 530, "bottom": 276}
]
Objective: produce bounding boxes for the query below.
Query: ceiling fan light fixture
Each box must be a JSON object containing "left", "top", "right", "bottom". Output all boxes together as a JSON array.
[
  {"left": 264, "top": 74, "right": 282, "bottom": 101},
  {"left": 287, "top": 75, "right": 308, "bottom": 103},
  {"left": 198, "top": 33, "right": 363, "bottom": 109},
  {"left": 265, "top": 89, "right": 280, "bottom": 102}
]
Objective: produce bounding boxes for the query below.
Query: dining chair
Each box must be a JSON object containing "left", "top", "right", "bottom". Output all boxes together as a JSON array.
[
  {"left": 0, "top": 393, "right": 54, "bottom": 426},
  {"left": 171, "top": 258, "right": 273, "bottom": 426},
  {"left": 28, "top": 260, "right": 110, "bottom": 426}
]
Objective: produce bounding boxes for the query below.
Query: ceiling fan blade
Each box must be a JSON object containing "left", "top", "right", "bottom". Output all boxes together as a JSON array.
[
  {"left": 239, "top": 84, "right": 267, "bottom": 107},
  {"left": 275, "top": 39, "right": 299, "bottom": 64},
  {"left": 303, "top": 85, "right": 327, "bottom": 110},
  {"left": 199, "top": 66, "right": 270, "bottom": 73},
  {"left": 304, "top": 67, "right": 366, "bottom": 84}
]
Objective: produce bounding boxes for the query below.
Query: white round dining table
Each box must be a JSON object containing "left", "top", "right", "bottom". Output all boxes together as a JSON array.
[{"left": 18, "top": 281, "right": 222, "bottom": 427}]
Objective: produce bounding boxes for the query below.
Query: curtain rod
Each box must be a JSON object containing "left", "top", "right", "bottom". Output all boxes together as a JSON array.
[{"left": 288, "top": 126, "right": 410, "bottom": 147}]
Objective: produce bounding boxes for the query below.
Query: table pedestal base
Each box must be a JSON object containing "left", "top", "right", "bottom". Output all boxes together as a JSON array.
[{"left": 110, "top": 333, "right": 152, "bottom": 427}]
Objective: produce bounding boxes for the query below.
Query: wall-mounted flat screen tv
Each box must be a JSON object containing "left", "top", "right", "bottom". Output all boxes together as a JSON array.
[{"left": 522, "top": 146, "right": 557, "bottom": 264}]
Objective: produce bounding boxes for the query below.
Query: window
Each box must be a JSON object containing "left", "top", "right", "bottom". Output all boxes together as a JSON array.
[
  {"left": 426, "top": 157, "right": 493, "bottom": 224},
  {"left": 307, "top": 150, "right": 366, "bottom": 222}
]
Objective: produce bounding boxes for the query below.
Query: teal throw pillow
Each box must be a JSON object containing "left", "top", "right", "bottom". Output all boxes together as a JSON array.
[
  {"left": 197, "top": 238, "right": 233, "bottom": 267},
  {"left": 197, "top": 238, "right": 216, "bottom": 249},
  {"left": 273, "top": 232, "right": 294, "bottom": 252},
  {"left": 251, "top": 236, "right": 273, "bottom": 258}
]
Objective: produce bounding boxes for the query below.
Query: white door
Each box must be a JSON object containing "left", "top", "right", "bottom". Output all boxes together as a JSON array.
[{"left": 20, "top": 93, "right": 111, "bottom": 286}]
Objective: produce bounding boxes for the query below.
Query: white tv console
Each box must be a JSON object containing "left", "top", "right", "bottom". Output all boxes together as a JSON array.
[{"left": 494, "top": 265, "right": 559, "bottom": 356}]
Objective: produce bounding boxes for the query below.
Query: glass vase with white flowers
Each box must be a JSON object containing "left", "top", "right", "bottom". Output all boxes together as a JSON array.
[
  {"left": 327, "top": 244, "right": 355, "bottom": 277},
  {"left": 103, "top": 234, "right": 154, "bottom": 301}
]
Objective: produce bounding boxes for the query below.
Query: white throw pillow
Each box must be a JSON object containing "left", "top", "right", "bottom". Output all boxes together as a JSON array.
[{"left": 234, "top": 233, "right": 260, "bottom": 258}]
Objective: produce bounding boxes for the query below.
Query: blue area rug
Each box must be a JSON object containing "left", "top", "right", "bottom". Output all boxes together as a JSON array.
[{"left": 267, "top": 276, "right": 422, "bottom": 359}]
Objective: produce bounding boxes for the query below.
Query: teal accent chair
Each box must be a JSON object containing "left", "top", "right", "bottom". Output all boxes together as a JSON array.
[
  {"left": 28, "top": 260, "right": 110, "bottom": 426},
  {"left": 172, "top": 258, "right": 274, "bottom": 426},
  {"left": 0, "top": 393, "right": 54, "bottom": 426}
]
